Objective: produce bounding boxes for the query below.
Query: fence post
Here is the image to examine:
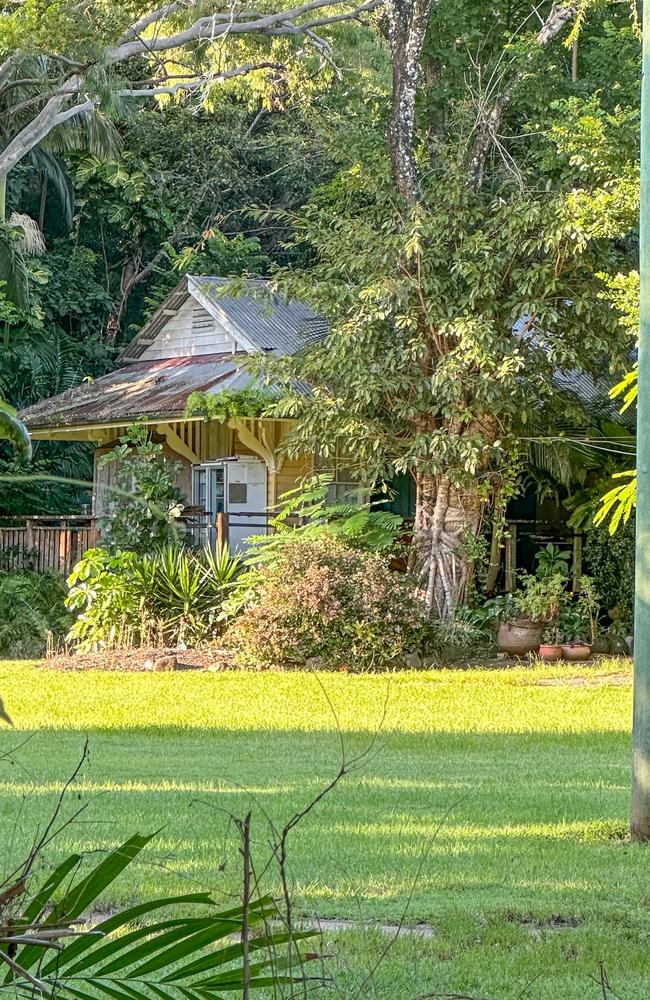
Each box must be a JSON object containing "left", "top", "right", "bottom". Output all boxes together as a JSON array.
[
  {"left": 504, "top": 522, "right": 517, "bottom": 593},
  {"left": 59, "top": 522, "right": 72, "bottom": 575},
  {"left": 24, "top": 517, "right": 35, "bottom": 569},
  {"left": 217, "top": 511, "right": 229, "bottom": 548}
]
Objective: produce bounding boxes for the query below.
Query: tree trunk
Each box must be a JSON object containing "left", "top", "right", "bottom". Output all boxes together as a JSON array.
[
  {"left": 485, "top": 487, "right": 506, "bottom": 595},
  {"left": 386, "top": 0, "right": 434, "bottom": 205},
  {"left": 408, "top": 472, "right": 483, "bottom": 617},
  {"left": 104, "top": 256, "right": 138, "bottom": 343}
]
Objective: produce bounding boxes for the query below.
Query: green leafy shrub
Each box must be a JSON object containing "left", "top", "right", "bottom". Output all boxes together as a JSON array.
[
  {"left": 559, "top": 576, "right": 601, "bottom": 644},
  {"left": 486, "top": 572, "right": 567, "bottom": 626},
  {"left": 186, "top": 384, "right": 274, "bottom": 421},
  {"left": 224, "top": 536, "right": 428, "bottom": 670},
  {"left": 431, "top": 606, "right": 495, "bottom": 659},
  {"left": 584, "top": 521, "right": 634, "bottom": 623},
  {"left": 0, "top": 571, "right": 71, "bottom": 657},
  {"left": 263, "top": 475, "right": 403, "bottom": 554},
  {"left": 98, "top": 424, "right": 186, "bottom": 554},
  {"left": 66, "top": 544, "right": 242, "bottom": 650}
]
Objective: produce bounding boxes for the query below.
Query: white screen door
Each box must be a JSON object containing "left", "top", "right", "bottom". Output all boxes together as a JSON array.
[{"left": 192, "top": 458, "right": 267, "bottom": 551}]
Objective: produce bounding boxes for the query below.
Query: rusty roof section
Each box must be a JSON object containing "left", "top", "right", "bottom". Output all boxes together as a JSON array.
[{"left": 19, "top": 354, "right": 252, "bottom": 431}]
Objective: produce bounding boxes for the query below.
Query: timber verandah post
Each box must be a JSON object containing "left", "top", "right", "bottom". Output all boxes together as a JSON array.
[
  {"left": 632, "top": 0, "right": 650, "bottom": 841},
  {"left": 217, "top": 512, "right": 229, "bottom": 549}
]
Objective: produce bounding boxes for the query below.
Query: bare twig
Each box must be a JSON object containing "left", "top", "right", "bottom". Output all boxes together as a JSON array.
[{"left": 238, "top": 812, "right": 252, "bottom": 1000}]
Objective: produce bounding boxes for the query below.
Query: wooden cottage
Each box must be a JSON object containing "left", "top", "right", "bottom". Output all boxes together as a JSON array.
[
  {"left": 16, "top": 275, "right": 340, "bottom": 558},
  {"left": 10, "top": 275, "right": 608, "bottom": 581}
]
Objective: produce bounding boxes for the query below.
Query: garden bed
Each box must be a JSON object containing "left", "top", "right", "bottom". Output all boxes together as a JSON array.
[
  {"left": 44, "top": 645, "right": 236, "bottom": 672},
  {"left": 42, "top": 646, "right": 631, "bottom": 673}
]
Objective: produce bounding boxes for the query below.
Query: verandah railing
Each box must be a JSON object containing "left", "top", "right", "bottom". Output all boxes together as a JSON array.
[{"left": 0, "top": 513, "right": 582, "bottom": 581}]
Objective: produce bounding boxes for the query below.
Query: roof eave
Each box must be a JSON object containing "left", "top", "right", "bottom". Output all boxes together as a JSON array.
[{"left": 27, "top": 411, "right": 297, "bottom": 439}]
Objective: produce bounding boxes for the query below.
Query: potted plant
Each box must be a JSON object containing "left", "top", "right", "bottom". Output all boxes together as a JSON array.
[
  {"left": 539, "top": 623, "right": 564, "bottom": 662},
  {"left": 560, "top": 576, "right": 600, "bottom": 661},
  {"left": 494, "top": 572, "right": 567, "bottom": 656},
  {"left": 559, "top": 606, "right": 591, "bottom": 660}
]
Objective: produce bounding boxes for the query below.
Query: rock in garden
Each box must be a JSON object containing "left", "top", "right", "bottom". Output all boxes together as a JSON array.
[
  {"left": 305, "top": 656, "right": 328, "bottom": 670},
  {"left": 152, "top": 655, "right": 177, "bottom": 672}
]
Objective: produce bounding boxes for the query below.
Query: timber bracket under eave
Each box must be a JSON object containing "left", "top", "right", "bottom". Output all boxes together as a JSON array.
[{"left": 228, "top": 417, "right": 285, "bottom": 474}]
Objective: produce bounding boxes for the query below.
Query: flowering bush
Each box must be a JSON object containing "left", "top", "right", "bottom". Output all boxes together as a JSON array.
[{"left": 224, "top": 536, "right": 428, "bottom": 670}]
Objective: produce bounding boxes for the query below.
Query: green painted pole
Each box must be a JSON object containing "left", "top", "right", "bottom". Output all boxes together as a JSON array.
[{"left": 632, "top": 1, "right": 650, "bottom": 842}]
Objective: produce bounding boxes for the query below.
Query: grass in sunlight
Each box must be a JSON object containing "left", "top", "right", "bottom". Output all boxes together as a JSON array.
[{"left": 0, "top": 659, "right": 644, "bottom": 999}]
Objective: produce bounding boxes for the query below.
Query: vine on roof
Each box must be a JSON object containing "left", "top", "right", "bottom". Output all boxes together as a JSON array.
[{"left": 185, "top": 386, "right": 274, "bottom": 423}]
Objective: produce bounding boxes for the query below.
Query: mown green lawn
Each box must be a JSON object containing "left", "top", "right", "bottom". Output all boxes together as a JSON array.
[{"left": 0, "top": 660, "right": 645, "bottom": 999}]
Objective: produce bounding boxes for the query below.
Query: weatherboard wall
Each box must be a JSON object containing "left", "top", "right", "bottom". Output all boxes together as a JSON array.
[{"left": 139, "top": 298, "right": 239, "bottom": 361}]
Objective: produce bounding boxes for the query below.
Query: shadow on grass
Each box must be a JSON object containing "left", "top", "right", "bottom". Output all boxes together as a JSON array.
[{"left": 0, "top": 726, "right": 637, "bottom": 921}]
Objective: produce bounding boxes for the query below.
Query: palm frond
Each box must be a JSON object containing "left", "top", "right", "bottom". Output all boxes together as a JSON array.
[
  {"left": 525, "top": 439, "right": 576, "bottom": 488},
  {"left": 46, "top": 109, "right": 121, "bottom": 161},
  {"left": 8, "top": 213, "right": 46, "bottom": 255},
  {"left": 31, "top": 148, "right": 74, "bottom": 227},
  {"left": 0, "top": 833, "right": 314, "bottom": 1000},
  {"left": 0, "top": 330, "right": 84, "bottom": 405},
  {"left": 0, "top": 404, "right": 31, "bottom": 459},
  {"left": 0, "top": 224, "right": 31, "bottom": 310}
]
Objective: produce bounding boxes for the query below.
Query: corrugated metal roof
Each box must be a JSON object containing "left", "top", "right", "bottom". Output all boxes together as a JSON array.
[
  {"left": 188, "top": 276, "right": 328, "bottom": 355},
  {"left": 119, "top": 276, "right": 328, "bottom": 363},
  {"left": 19, "top": 354, "right": 253, "bottom": 430},
  {"left": 20, "top": 272, "right": 328, "bottom": 433},
  {"left": 512, "top": 315, "right": 634, "bottom": 427}
]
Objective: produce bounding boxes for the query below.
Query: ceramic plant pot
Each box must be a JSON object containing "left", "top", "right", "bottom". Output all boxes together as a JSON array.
[
  {"left": 561, "top": 643, "right": 591, "bottom": 662},
  {"left": 539, "top": 644, "right": 563, "bottom": 662},
  {"left": 498, "top": 620, "right": 544, "bottom": 656}
]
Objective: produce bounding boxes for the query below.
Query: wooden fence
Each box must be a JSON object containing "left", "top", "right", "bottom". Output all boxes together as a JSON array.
[
  {"left": 0, "top": 511, "right": 273, "bottom": 575},
  {"left": 0, "top": 516, "right": 99, "bottom": 576}
]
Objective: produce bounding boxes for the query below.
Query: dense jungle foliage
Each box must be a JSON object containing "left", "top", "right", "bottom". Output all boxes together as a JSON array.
[{"left": 0, "top": 31, "right": 378, "bottom": 511}]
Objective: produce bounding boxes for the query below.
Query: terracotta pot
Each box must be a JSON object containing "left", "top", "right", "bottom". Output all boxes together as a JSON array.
[
  {"left": 561, "top": 643, "right": 591, "bottom": 662},
  {"left": 498, "top": 620, "right": 544, "bottom": 656},
  {"left": 539, "top": 644, "right": 563, "bottom": 662}
]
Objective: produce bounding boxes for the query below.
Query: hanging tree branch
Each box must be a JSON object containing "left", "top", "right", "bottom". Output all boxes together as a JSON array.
[
  {"left": 0, "top": 0, "right": 381, "bottom": 181},
  {"left": 468, "top": 3, "right": 577, "bottom": 191}
]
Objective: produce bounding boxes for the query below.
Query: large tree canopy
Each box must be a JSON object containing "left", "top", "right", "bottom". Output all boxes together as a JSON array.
[{"left": 251, "top": 0, "right": 639, "bottom": 615}]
